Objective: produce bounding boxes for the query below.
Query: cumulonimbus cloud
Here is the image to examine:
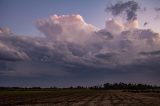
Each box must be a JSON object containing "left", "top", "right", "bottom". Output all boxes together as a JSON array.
[{"left": 0, "top": 12, "right": 160, "bottom": 77}]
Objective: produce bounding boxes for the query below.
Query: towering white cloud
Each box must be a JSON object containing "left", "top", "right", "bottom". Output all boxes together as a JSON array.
[
  {"left": 124, "top": 19, "right": 139, "bottom": 30},
  {"left": 105, "top": 18, "right": 124, "bottom": 35},
  {"left": 104, "top": 18, "right": 139, "bottom": 36},
  {"left": 36, "top": 14, "right": 97, "bottom": 45}
]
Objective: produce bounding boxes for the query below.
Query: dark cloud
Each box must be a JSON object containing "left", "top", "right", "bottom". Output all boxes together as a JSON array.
[
  {"left": 97, "top": 30, "right": 113, "bottom": 40},
  {"left": 95, "top": 52, "right": 116, "bottom": 60},
  {"left": 144, "top": 22, "right": 148, "bottom": 26},
  {"left": 139, "top": 50, "right": 160, "bottom": 56},
  {"left": 0, "top": 38, "right": 28, "bottom": 61},
  {"left": 106, "top": 1, "right": 140, "bottom": 20},
  {"left": 155, "top": 8, "right": 160, "bottom": 12}
]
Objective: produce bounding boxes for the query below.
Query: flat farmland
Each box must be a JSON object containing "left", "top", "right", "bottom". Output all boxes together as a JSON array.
[{"left": 0, "top": 89, "right": 160, "bottom": 106}]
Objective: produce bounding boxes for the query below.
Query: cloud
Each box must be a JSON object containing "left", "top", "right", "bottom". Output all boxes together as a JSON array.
[
  {"left": 124, "top": 19, "right": 139, "bottom": 29},
  {"left": 155, "top": 8, "right": 160, "bottom": 12},
  {"left": 35, "top": 14, "right": 160, "bottom": 68},
  {"left": 36, "top": 14, "right": 97, "bottom": 45},
  {"left": 144, "top": 22, "right": 148, "bottom": 26},
  {"left": 0, "top": 27, "right": 12, "bottom": 35},
  {"left": 0, "top": 14, "right": 160, "bottom": 82},
  {"left": 154, "top": 8, "right": 160, "bottom": 20},
  {"left": 140, "top": 50, "right": 160, "bottom": 56},
  {"left": 104, "top": 18, "right": 139, "bottom": 35},
  {"left": 0, "top": 41, "right": 28, "bottom": 61},
  {"left": 106, "top": 0, "right": 140, "bottom": 21},
  {"left": 105, "top": 18, "right": 124, "bottom": 34}
]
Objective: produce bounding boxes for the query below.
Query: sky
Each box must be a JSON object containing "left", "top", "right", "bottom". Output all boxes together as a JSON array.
[
  {"left": 0, "top": 0, "right": 160, "bottom": 87},
  {"left": 0, "top": 0, "right": 107, "bottom": 35},
  {"left": 0, "top": 0, "right": 160, "bottom": 35}
]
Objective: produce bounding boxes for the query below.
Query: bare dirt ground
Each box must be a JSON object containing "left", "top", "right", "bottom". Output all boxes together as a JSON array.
[{"left": 0, "top": 89, "right": 160, "bottom": 106}]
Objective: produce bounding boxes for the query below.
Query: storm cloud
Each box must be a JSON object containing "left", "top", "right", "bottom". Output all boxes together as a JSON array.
[{"left": 0, "top": 13, "right": 160, "bottom": 86}]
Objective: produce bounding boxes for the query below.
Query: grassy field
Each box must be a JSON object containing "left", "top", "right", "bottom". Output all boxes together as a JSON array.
[{"left": 0, "top": 89, "right": 160, "bottom": 106}]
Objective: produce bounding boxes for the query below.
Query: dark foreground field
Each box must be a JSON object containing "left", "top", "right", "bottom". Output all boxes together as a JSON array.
[{"left": 0, "top": 89, "right": 160, "bottom": 106}]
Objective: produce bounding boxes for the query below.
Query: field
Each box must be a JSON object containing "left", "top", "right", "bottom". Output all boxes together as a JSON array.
[{"left": 0, "top": 89, "right": 160, "bottom": 106}]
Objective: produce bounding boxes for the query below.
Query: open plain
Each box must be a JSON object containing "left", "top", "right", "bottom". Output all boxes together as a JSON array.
[{"left": 0, "top": 89, "right": 160, "bottom": 106}]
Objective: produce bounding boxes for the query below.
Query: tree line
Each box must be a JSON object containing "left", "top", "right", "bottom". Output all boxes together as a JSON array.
[{"left": 0, "top": 82, "right": 160, "bottom": 92}]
